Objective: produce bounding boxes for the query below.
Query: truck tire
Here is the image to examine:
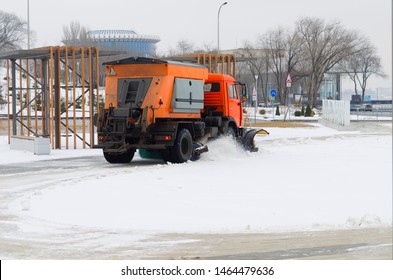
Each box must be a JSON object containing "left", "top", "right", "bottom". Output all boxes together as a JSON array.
[
  {"left": 103, "top": 149, "right": 135, "bottom": 163},
  {"left": 170, "top": 128, "right": 193, "bottom": 163},
  {"left": 226, "top": 125, "right": 236, "bottom": 137},
  {"left": 159, "top": 148, "right": 172, "bottom": 163}
]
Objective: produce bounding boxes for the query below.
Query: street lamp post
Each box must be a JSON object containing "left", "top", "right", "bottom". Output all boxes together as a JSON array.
[
  {"left": 27, "top": 0, "right": 30, "bottom": 49},
  {"left": 254, "top": 75, "right": 258, "bottom": 123},
  {"left": 217, "top": 2, "right": 228, "bottom": 55}
]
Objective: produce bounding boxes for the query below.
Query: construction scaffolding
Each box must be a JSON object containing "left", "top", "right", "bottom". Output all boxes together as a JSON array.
[
  {"left": 166, "top": 53, "right": 237, "bottom": 78},
  {"left": 0, "top": 46, "right": 100, "bottom": 149}
]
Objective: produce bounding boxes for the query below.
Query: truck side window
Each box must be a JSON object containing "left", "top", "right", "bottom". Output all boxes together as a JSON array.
[
  {"left": 204, "top": 83, "right": 220, "bottom": 92},
  {"left": 227, "top": 84, "right": 238, "bottom": 99}
]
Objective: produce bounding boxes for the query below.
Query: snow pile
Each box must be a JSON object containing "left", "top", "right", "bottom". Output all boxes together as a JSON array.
[{"left": 199, "top": 136, "right": 250, "bottom": 161}]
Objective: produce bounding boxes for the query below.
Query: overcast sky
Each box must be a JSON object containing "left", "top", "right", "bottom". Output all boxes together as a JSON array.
[{"left": 1, "top": 0, "right": 392, "bottom": 89}]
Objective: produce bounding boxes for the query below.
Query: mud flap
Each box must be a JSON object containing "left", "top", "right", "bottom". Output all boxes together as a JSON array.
[{"left": 239, "top": 128, "right": 269, "bottom": 152}]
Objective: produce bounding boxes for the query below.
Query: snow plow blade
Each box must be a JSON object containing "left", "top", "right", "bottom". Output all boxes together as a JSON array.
[{"left": 238, "top": 128, "right": 269, "bottom": 152}]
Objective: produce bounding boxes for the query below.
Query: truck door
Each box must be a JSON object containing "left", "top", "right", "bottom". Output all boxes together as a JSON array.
[{"left": 227, "top": 82, "right": 242, "bottom": 126}]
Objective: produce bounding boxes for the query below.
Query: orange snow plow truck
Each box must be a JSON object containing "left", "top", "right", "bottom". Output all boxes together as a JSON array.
[{"left": 95, "top": 57, "right": 266, "bottom": 163}]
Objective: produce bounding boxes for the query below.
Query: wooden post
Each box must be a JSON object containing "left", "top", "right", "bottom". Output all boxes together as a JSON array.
[
  {"left": 19, "top": 59, "right": 23, "bottom": 135},
  {"left": 81, "top": 47, "right": 86, "bottom": 149},
  {"left": 34, "top": 59, "right": 38, "bottom": 136},
  {"left": 26, "top": 59, "right": 31, "bottom": 136},
  {"left": 6, "top": 60, "right": 10, "bottom": 143},
  {"left": 49, "top": 47, "right": 55, "bottom": 149},
  {"left": 88, "top": 47, "right": 94, "bottom": 148},
  {"left": 65, "top": 47, "right": 69, "bottom": 149},
  {"left": 72, "top": 48, "right": 77, "bottom": 149}
]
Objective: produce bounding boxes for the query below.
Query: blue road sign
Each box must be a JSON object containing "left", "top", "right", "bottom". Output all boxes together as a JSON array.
[
  {"left": 270, "top": 89, "right": 277, "bottom": 97},
  {"left": 364, "top": 95, "right": 371, "bottom": 102}
]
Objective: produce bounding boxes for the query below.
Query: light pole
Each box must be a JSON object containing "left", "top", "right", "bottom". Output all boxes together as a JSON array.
[
  {"left": 254, "top": 75, "right": 258, "bottom": 123},
  {"left": 217, "top": 2, "right": 228, "bottom": 55},
  {"left": 27, "top": 0, "right": 30, "bottom": 49}
]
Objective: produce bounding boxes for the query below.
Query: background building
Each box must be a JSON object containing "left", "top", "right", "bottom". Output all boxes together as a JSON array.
[{"left": 86, "top": 29, "right": 160, "bottom": 57}]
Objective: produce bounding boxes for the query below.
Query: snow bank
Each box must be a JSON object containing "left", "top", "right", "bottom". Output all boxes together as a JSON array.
[{"left": 0, "top": 135, "right": 102, "bottom": 164}]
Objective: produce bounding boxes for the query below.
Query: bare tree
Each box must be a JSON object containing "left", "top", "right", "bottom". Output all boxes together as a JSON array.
[
  {"left": 62, "top": 21, "right": 88, "bottom": 46},
  {"left": 0, "top": 84, "right": 5, "bottom": 109},
  {"left": 167, "top": 39, "right": 195, "bottom": 56},
  {"left": 240, "top": 41, "right": 269, "bottom": 105},
  {"left": 200, "top": 41, "right": 216, "bottom": 53},
  {"left": 339, "top": 40, "right": 385, "bottom": 102},
  {"left": 296, "top": 17, "right": 359, "bottom": 107},
  {"left": 0, "top": 11, "right": 27, "bottom": 51},
  {"left": 258, "top": 29, "right": 286, "bottom": 104},
  {"left": 259, "top": 27, "right": 303, "bottom": 105}
]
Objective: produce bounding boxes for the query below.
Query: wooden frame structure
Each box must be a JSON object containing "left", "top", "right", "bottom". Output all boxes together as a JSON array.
[
  {"left": 166, "top": 53, "right": 237, "bottom": 78},
  {"left": 195, "top": 53, "right": 236, "bottom": 77},
  {"left": 0, "top": 46, "right": 100, "bottom": 149}
]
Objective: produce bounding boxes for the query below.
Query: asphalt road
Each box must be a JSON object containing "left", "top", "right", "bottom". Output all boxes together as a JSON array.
[{"left": 151, "top": 228, "right": 392, "bottom": 260}]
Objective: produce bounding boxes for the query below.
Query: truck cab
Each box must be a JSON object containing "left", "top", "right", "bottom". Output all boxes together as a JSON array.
[{"left": 203, "top": 73, "right": 243, "bottom": 134}]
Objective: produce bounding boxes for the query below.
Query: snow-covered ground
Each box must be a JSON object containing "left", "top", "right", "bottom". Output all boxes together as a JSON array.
[{"left": 1, "top": 121, "right": 391, "bottom": 237}]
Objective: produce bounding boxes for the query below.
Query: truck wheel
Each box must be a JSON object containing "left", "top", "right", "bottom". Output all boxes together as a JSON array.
[
  {"left": 103, "top": 149, "right": 135, "bottom": 163},
  {"left": 160, "top": 148, "right": 173, "bottom": 163},
  {"left": 226, "top": 126, "right": 236, "bottom": 138},
  {"left": 170, "top": 128, "right": 193, "bottom": 163}
]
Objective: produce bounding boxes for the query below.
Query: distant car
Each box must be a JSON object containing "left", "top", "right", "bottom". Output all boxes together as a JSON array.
[
  {"left": 350, "top": 104, "right": 361, "bottom": 111},
  {"left": 359, "top": 104, "right": 373, "bottom": 112}
]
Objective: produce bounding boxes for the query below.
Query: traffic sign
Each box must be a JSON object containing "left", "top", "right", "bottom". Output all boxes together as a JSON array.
[
  {"left": 365, "top": 95, "right": 371, "bottom": 102},
  {"left": 286, "top": 73, "right": 292, "bottom": 83},
  {"left": 270, "top": 89, "right": 277, "bottom": 97},
  {"left": 252, "top": 86, "right": 257, "bottom": 101},
  {"left": 286, "top": 73, "right": 292, "bottom": 88}
]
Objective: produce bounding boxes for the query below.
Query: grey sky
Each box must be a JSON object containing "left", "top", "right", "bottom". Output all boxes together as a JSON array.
[{"left": 1, "top": 0, "right": 392, "bottom": 89}]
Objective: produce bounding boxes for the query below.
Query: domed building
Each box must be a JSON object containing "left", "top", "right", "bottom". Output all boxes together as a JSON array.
[{"left": 86, "top": 29, "right": 160, "bottom": 57}]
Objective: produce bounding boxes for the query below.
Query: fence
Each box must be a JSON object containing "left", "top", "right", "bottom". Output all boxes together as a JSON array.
[{"left": 322, "top": 100, "right": 350, "bottom": 126}]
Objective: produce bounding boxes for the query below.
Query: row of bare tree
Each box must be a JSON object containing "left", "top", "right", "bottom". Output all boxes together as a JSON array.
[
  {"left": 167, "top": 18, "right": 386, "bottom": 106},
  {"left": 254, "top": 18, "right": 384, "bottom": 106},
  {"left": 240, "top": 18, "right": 385, "bottom": 106}
]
